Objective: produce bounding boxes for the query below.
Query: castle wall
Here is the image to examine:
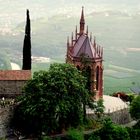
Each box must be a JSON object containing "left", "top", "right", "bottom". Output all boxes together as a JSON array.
[
  {"left": 0, "top": 107, "right": 13, "bottom": 138},
  {"left": 87, "top": 108, "right": 131, "bottom": 125},
  {"left": 0, "top": 80, "right": 27, "bottom": 97}
]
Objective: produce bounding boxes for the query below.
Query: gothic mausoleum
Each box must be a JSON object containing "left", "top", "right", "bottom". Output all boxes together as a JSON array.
[{"left": 66, "top": 7, "right": 103, "bottom": 100}]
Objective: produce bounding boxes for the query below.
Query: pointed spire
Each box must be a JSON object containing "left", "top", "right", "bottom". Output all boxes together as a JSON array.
[
  {"left": 80, "top": 6, "right": 85, "bottom": 35},
  {"left": 94, "top": 45, "right": 96, "bottom": 58},
  {"left": 96, "top": 45, "right": 99, "bottom": 55},
  {"left": 90, "top": 32, "right": 92, "bottom": 42},
  {"left": 67, "top": 36, "right": 69, "bottom": 46},
  {"left": 86, "top": 25, "right": 88, "bottom": 35},
  {"left": 101, "top": 47, "right": 103, "bottom": 57},
  {"left": 67, "top": 36, "right": 70, "bottom": 57},
  {"left": 25, "top": 9, "right": 30, "bottom": 35},
  {"left": 22, "top": 9, "right": 31, "bottom": 70},
  {"left": 93, "top": 36, "right": 96, "bottom": 48},
  {"left": 75, "top": 25, "right": 77, "bottom": 40},
  {"left": 98, "top": 45, "right": 101, "bottom": 57},
  {"left": 71, "top": 32, "right": 73, "bottom": 46}
]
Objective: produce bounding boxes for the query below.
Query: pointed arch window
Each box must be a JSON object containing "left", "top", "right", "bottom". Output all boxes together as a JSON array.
[
  {"left": 86, "top": 66, "right": 91, "bottom": 91},
  {"left": 96, "top": 66, "right": 99, "bottom": 90}
]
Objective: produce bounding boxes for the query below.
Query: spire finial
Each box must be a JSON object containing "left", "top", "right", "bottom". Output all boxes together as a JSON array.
[
  {"left": 90, "top": 32, "right": 92, "bottom": 42},
  {"left": 67, "top": 36, "right": 69, "bottom": 46},
  {"left": 80, "top": 6, "right": 85, "bottom": 35},
  {"left": 86, "top": 25, "right": 88, "bottom": 35},
  {"left": 93, "top": 36, "right": 96, "bottom": 48},
  {"left": 99, "top": 45, "right": 101, "bottom": 56},
  {"left": 101, "top": 47, "right": 103, "bottom": 57},
  {"left": 75, "top": 25, "right": 77, "bottom": 40},
  {"left": 71, "top": 32, "right": 73, "bottom": 45},
  {"left": 25, "top": 9, "right": 30, "bottom": 35}
]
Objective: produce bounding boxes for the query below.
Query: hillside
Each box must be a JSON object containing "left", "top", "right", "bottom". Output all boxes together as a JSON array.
[{"left": 0, "top": 1, "right": 140, "bottom": 94}]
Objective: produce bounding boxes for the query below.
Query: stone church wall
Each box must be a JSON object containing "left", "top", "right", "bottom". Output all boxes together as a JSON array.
[
  {"left": 0, "top": 80, "right": 27, "bottom": 98},
  {"left": 87, "top": 108, "right": 131, "bottom": 125},
  {"left": 106, "top": 108, "right": 132, "bottom": 124}
]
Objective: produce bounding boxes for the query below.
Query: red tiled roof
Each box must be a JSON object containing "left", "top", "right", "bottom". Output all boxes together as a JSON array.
[{"left": 0, "top": 70, "right": 31, "bottom": 80}]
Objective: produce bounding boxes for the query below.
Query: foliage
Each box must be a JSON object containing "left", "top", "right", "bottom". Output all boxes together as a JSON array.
[
  {"left": 67, "top": 128, "right": 84, "bottom": 140},
  {"left": 133, "top": 120, "right": 140, "bottom": 129},
  {"left": 0, "top": 138, "right": 6, "bottom": 140},
  {"left": 11, "top": 63, "right": 95, "bottom": 136},
  {"left": 126, "top": 127, "right": 140, "bottom": 140},
  {"left": 94, "top": 99, "right": 104, "bottom": 118},
  {"left": 41, "top": 136, "right": 52, "bottom": 140},
  {"left": 130, "top": 95, "right": 140, "bottom": 120},
  {"left": 88, "top": 118, "right": 130, "bottom": 140},
  {"left": 88, "top": 134, "right": 101, "bottom": 140},
  {"left": 126, "top": 120, "right": 140, "bottom": 140},
  {"left": 83, "top": 119, "right": 101, "bottom": 130}
]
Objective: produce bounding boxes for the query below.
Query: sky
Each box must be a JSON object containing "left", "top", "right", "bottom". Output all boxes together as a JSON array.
[{"left": 0, "top": 0, "right": 140, "bottom": 28}]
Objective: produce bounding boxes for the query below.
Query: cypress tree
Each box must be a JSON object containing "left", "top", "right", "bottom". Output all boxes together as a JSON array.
[{"left": 22, "top": 9, "right": 31, "bottom": 70}]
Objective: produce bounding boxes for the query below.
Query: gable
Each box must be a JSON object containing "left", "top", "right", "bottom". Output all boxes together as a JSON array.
[{"left": 72, "top": 34, "right": 100, "bottom": 59}]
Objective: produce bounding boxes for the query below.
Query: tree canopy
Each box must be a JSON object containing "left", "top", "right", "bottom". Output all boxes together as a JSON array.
[
  {"left": 88, "top": 118, "right": 130, "bottom": 140},
  {"left": 130, "top": 95, "right": 140, "bottom": 120},
  {"left": 12, "top": 63, "right": 95, "bottom": 136}
]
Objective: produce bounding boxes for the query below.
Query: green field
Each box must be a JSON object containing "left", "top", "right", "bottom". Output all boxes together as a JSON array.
[{"left": 104, "top": 64, "right": 140, "bottom": 95}]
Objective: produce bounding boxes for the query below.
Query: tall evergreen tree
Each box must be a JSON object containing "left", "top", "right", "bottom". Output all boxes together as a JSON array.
[{"left": 22, "top": 9, "right": 31, "bottom": 70}]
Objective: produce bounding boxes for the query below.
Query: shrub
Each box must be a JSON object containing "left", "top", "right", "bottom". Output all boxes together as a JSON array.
[
  {"left": 67, "top": 128, "right": 84, "bottom": 140},
  {"left": 130, "top": 95, "right": 140, "bottom": 120},
  {"left": 126, "top": 127, "right": 140, "bottom": 140},
  {"left": 88, "top": 134, "right": 101, "bottom": 140},
  {"left": 98, "top": 118, "right": 130, "bottom": 140}
]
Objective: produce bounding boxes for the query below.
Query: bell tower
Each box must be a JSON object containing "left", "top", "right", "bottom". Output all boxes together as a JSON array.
[{"left": 66, "top": 7, "right": 103, "bottom": 100}]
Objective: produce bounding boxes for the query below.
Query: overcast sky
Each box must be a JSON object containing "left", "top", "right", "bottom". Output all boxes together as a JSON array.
[{"left": 0, "top": 0, "right": 140, "bottom": 28}]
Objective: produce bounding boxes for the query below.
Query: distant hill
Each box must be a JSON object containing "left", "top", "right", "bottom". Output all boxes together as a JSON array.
[
  {"left": 0, "top": 51, "right": 11, "bottom": 70},
  {"left": 0, "top": 1, "right": 140, "bottom": 94}
]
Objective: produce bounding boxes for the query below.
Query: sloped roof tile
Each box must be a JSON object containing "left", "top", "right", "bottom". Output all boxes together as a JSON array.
[
  {"left": 0, "top": 70, "right": 31, "bottom": 80},
  {"left": 72, "top": 34, "right": 100, "bottom": 59}
]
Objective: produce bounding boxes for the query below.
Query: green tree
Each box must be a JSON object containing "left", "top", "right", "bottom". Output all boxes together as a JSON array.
[
  {"left": 67, "top": 128, "right": 84, "bottom": 140},
  {"left": 12, "top": 63, "right": 94, "bottom": 136},
  {"left": 130, "top": 95, "right": 140, "bottom": 120},
  {"left": 96, "top": 118, "right": 130, "bottom": 140},
  {"left": 22, "top": 9, "right": 31, "bottom": 70},
  {"left": 126, "top": 127, "right": 140, "bottom": 140},
  {"left": 94, "top": 99, "right": 104, "bottom": 118}
]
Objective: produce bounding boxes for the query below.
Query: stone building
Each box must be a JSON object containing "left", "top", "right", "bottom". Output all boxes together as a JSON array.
[
  {"left": 0, "top": 10, "right": 31, "bottom": 98},
  {"left": 0, "top": 70, "right": 31, "bottom": 97},
  {"left": 66, "top": 7, "right": 103, "bottom": 99},
  {"left": 66, "top": 8, "right": 130, "bottom": 124}
]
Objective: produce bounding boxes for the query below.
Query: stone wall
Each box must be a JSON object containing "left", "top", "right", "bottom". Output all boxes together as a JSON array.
[
  {"left": 106, "top": 108, "right": 132, "bottom": 124},
  {"left": 87, "top": 108, "right": 132, "bottom": 125},
  {"left": 0, "top": 80, "right": 27, "bottom": 97},
  {"left": 0, "top": 107, "right": 13, "bottom": 138}
]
